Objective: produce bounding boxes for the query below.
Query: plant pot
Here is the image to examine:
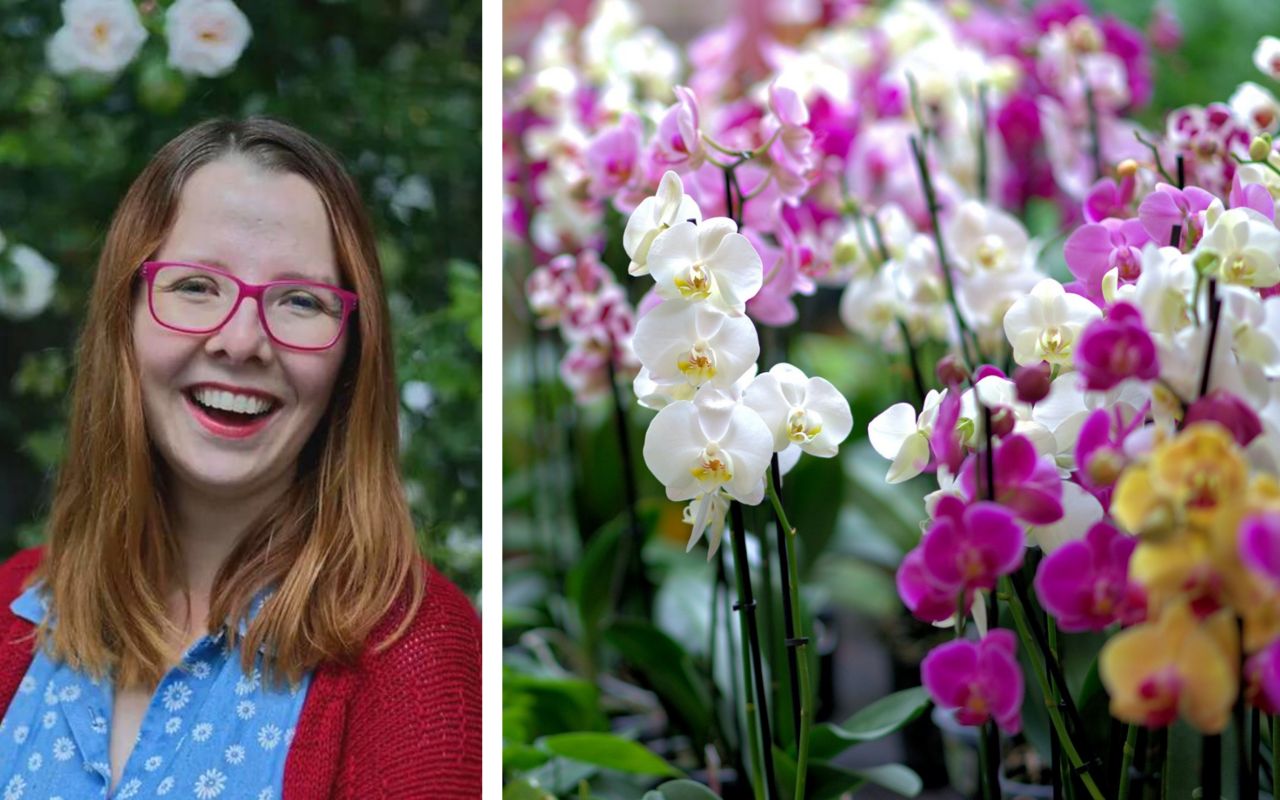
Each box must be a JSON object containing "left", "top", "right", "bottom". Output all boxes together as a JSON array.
[
  {"left": 931, "top": 705, "right": 981, "bottom": 797},
  {"left": 999, "top": 774, "right": 1054, "bottom": 800}
]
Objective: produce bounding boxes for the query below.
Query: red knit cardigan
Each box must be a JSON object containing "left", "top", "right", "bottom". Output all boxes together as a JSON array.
[{"left": 0, "top": 547, "right": 481, "bottom": 799}]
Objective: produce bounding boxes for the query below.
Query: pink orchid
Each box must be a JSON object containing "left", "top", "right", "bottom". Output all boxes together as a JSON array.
[
  {"left": 654, "top": 86, "right": 706, "bottom": 172},
  {"left": 1229, "top": 173, "right": 1276, "bottom": 222},
  {"left": 1034, "top": 521, "right": 1146, "bottom": 632},
  {"left": 1137, "top": 183, "right": 1216, "bottom": 249},
  {"left": 922, "top": 629, "right": 1025, "bottom": 733},
  {"left": 896, "top": 546, "right": 971, "bottom": 624},
  {"left": 960, "top": 434, "right": 1065, "bottom": 526},
  {"left": 585, "top": 112, "right": 643, "bottom": 200},
  {"left": 1075, "top": 406, "right": 1143, "bottom": 509},
  {"left": 1185, "top": 390, "right": 1263, "bottom": 448},
  {"left": 1239, "top": 511, "right": 1280, "bottom": 584},
  {"left": 1063, "top": 217, "right": 1153, "bottom": 303},
  {"left": 1083, "top": 174, "right": 1137, "bottom": 222},
  {"left": 1074, "top": 302, "right": 1159, "bottom": 391},
  {"left": 921, "top": 495, "right": 1026, "bottom": 594}
]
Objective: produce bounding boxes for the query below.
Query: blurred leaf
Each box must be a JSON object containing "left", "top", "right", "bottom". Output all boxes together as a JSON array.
[
  {"left": 851, "top": 764, "right": 923, "bottom": 796},
  {"left": 656, "top": 779, "right": 722, "bottom": 799},
  {"left": 503, "top": 669, "right": 606, "bottom": 745},
  {"left": 603, "top": 618, "right": 713, "bottom": 749},
  {"left": 503, "top": 744, "right": 551, "bottom": 773},
  {"left": 540, "top": 732, "right": 684, "bottom": 777},
  {"left": 806, "top": 688, "right": 931, "bottom": 764},
  {"left": 503, "top": 779, "right": 555, "bottom": 800}
]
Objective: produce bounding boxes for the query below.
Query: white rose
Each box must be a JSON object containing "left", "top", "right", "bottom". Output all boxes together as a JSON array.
[
  {"left": 47, "top": 0, "right": 148, "bottom": 77},
  {"left": 165, "top": 0, "right": 252, "bottom": 78}
]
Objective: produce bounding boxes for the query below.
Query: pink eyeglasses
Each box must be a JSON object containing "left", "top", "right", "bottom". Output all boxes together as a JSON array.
[{"left": 139, "top": 261, "right": 358, "bottom": 351}]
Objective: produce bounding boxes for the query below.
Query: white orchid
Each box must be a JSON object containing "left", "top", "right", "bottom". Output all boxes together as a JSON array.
[
  {"left": 632, "top": 300, "right": 760, "bottom": 390},
  {"left": 742, "top": 363, "right": 854, "bottom": 457},
  {"left": 0, "top": 245, "right": 57, "bottom": 321},
  {"left": 47, "top": 0, "right": 147, "bottom": 77},
  {"left": 634, "top": 363, "right": 758, "bottom": 411},
  {"left": 1230, "top": 82, "right": 1280, "bottom": 134},
  {"left": 1130, "top": 244, "right": 1195, "bottom": 337},
  {"left": 1195, "top": 202, "right": 1280, "bottom": 288},
  {"left": 943, "top": 200, "right": 1032, "bottom": 276},
  {"left": 1254, "top": 36, "right": 1280, "bottom": 81},
  {"left": 1030, "top": 482, "right": 1105, "bottom": 553},
  {"left": 647, "top": 218, "right": 763, "bottom": 315},
  {"left": 623, "top": 171, "right": 703, "bottom": 276},
  {"left": 682, "top": 489, "right": 732, "bottom": 558},
  {"left": 165, "top": 0, "right": 252, "bottom": 78},
  {"left": 867, "top": 390, "right": 946, "bottom": 483},
  {"left": 1002, "top": 278, "right": 1102, "bottom": 367},
  {"left": 642, "top": 387, "right": 774, "bottom": 504}
]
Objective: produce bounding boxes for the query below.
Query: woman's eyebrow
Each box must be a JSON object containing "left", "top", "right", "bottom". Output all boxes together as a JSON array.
[{"left": 175, "top": 256, "right": 332, "bottom": 283}]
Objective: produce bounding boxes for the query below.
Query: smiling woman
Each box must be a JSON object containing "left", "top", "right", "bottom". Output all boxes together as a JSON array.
[{"left": 0, "top": 119, "right": 480, "bottom": 798}]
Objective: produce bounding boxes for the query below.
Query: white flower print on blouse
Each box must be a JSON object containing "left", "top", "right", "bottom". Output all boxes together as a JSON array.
[{"left": 0, "top": 582, "right": 312, "bottom": 800}]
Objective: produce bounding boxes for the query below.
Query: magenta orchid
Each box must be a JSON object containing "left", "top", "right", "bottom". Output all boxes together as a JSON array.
[
  {"left": 920, "top": 495, "right": 1026, "bottom": 595},
  {"left": 1074, "top": 302, "right": 1159, "bottom": 391},
  {"left": 1034, "top": 521, "right": 1146, "bottom": 632},
  {"left": 959, "top": 434, "right": 1065, "bottom": 526},
  {"left": 922, "top": 629, "right": 1025, "bottom": 734}
]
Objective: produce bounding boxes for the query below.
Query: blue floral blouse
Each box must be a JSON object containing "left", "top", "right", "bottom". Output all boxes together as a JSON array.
[{"left": 0, "top": 583, "right": 312, "bottom": 800}]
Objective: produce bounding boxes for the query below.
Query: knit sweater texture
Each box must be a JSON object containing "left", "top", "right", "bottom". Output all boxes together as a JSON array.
[{"left": 0, "top": 547, "right": 481, "bottom": 799}]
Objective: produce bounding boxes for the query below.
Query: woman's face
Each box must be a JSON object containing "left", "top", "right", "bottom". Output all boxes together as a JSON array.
[{"left": 132, "top": 156, "right": 348, "bottom": 500}]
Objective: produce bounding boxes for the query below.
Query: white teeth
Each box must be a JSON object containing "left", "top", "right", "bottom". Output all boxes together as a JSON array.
[{"left": 192, "top": 387, "right": 273, "bottom": 415}]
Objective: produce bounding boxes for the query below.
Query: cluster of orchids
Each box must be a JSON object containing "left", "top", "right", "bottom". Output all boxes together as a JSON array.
[
  {"left": 47, "top": 0, "right": 252, "bottom": 80},
  {"left": 865, "top": 31, "right": 1280, "bottom": 800},
  {"left": 508, "top": 0, "right": 1280, "bottom": 794}
]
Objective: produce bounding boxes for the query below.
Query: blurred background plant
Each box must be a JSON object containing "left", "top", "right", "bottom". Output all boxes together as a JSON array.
[
  {"left": 0, "top": 0, "right": 481, "bottom": 599},
  {"left": 503, "top": 0, "right": 1280, "bottom": 797}
]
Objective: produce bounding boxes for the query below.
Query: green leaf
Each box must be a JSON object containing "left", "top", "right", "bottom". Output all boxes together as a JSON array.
[
  {"left": 852, "top": 764, "right": 923, "bottom": 796},
  {"left": 603, "top": 619, "right": 713, "bottom": 748},
  {"left": 566, "top": 515, "right": 623, "bottom": 657},
  {"left": 503, "top": 744, "right": 551, "bottom": 773},
  {"left": 503, "top": 669, "right": 607, "bottom": 745},
  {"left": 806, "top": 688, "right": 931, "bottom": 760},
  {"left": 541, "top": 733, "right": 684, "bottom": 777},
  {"left": 772, "top": 747, "right": 864, "bottom": 800},
  {"left": 503, "top": 779, "right": 555, "bottom": 800},
  {"left": 656, "top": 779, "right": 722, "bottom": 799}
]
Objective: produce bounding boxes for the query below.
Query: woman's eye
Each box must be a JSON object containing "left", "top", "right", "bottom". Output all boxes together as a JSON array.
[
  {"left": 171, "top": 278, "right": 218, "bottom": 296},
  {"left": 280, "top": 291, "right": 323, "bottom": 312}
]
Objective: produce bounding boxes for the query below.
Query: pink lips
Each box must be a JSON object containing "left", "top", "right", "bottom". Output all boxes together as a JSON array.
[{"left": 184, "top": 387, "right": 280, "bottom": 440}]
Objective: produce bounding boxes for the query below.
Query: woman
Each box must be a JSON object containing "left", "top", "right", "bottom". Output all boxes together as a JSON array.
[{"left": 0, "top": 118, "right": 480, "bottom": 798}]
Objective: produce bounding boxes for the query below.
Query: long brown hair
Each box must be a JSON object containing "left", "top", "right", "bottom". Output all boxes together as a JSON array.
[{"left": 30, "top": 117, "right": 424, "bottom": 690}]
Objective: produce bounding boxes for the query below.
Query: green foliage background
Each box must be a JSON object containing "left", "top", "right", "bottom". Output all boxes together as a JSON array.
[{"left": 0, "top": 0, "right": 481, "bottom": 597}]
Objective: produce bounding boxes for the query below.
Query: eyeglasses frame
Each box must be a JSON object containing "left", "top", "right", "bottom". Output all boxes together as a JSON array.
[{"left": 139, "top": 261, "right": 359, "bottom": 352}]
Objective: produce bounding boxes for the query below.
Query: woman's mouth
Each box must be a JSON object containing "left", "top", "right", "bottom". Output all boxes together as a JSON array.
[{"left": 184, "top": 386, "right": 281, "bottom": 440}]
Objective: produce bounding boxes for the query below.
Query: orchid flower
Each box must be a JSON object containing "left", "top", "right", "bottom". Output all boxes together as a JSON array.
[
  {"left": 1195, "top": 201, "right": 1280, "bottom": 288},
  {"left": 868, "top": 390, "right": 946, "bottom": 483},
  {"left": 623, "top": 171, "right": 703, "bottom": 276},
  {"left": 647, "top": 218, "right": 764, "bottom": 315},
  {"left": 922, "top": 630, "right": 1024, "bottom": 734},
  {"left": 742, "top": 363, "right": 853, "bottom": 457},
  {"left": 632, "top": 300, "right": 760, "bottom": 391},
  {"left": 1035, "top": 521, "right": 1145, "bottom": 631},
  {"left": 642, "top": 387, "right": 773, "bottom": 505},
  {"left": 1099, "top": 602, "right": 1238, "bottom": 733},
  {"left": 1002, "top": 278, "right": 1103, "bottom": 367}
]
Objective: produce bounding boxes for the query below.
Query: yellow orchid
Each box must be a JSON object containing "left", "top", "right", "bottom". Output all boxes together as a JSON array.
[
  {"left": 1113, "top": 423, "right": 1248, "bottom": 541},
  {"left": 1099, "top": 602, "right": 1239, "bottom": 733}
]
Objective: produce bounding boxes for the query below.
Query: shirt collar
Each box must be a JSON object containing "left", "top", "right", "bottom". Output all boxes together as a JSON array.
[{"left": 10, "top": 581, "right": 276, "bottom": 652}]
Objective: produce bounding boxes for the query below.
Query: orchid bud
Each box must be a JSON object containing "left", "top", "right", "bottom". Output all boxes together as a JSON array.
[
  {"left": 1193, "top": 249, "right": 1221, "bottom": 275},
  {"left": 1251, "top": 134, "right": 1274, "bottom": 162},
  {"left": 1117, "top": 159, "right": 1139, "bottom": 178},
  {"left": 935, "top": 355, "right": 970, "bottom": 387},
  {"left": 1185, "top": 390, "right": 1263, "bottom": 447},
  {"left": 973, "top": 364, "right": 1007, "bottom": 382},
  {"left": 503, "top": 55, "right": 525, "bottom": 80},
  {"left": 989, "top": 405, "right": 1016, "bottom": 438},
  {"left": 1013, "top": 363, "right": 1052, "bottom": 404}
]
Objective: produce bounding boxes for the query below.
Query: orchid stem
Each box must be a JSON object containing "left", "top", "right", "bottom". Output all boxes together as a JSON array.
[
  {"left": 771, "top": 456, "right": 803, "bottom": 745},
  {"left": 1118, "top": 724, "right": 1140, "bottom": 800},
  {"left": 1199, "top": 277, "right": 1222, "bottom": 400},
  {"left": 1133, "top": 131, "right": 1176, "bottom": 186},
  {"left": 976, "top": 84, "right": 989, "bottom": 203},
  {"left": 1003, "top": 576, "right": 1108, "bottom": 800},
  {"left": 764, "top": 475, "right": 812, "bottom": 800},
  {"left": 730, "top": 502, "right": 779, "bottom": 800},
  {"left": 909, "top": 134, "right": 981, "bottom": 369},
  {"left": 606, "top": 358, "right": 644, "bottom": 617}
]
